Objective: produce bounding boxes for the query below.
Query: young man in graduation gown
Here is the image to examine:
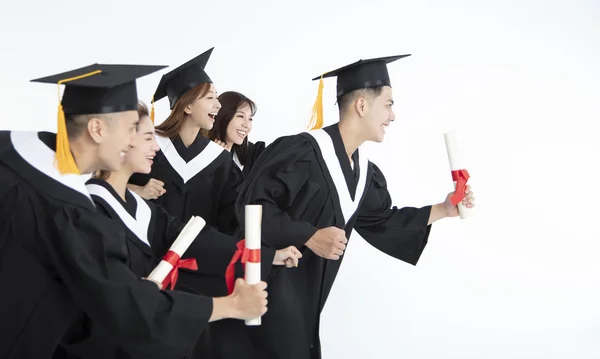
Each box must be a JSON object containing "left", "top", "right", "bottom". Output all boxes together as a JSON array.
[
  {"left": 0, "top": 64, "right": 269, "bottom": 359},
  {"left": 235, "top": 54, "right": 476, "bottom": 359}
]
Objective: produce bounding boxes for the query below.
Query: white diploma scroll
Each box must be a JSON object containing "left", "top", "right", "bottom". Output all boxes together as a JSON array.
[
  {"left": 444, "top": 131, "right": 473, "bottom": 219},
  {"left": 147, "top": 216, "right": 206, "bottom": 287},
  {"left": 244, "top": 204, "right": 262, "bottom": 326}
]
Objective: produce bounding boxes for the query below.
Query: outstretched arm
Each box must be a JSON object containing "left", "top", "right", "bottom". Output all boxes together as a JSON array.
[{"left": 354, "top": 163, "right": 433, "bottom": 265}]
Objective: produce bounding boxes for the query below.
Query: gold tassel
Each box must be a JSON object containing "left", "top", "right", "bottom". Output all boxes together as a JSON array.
[
  {"left": 308, "top": 74, "right": 325, "bottom": 130},
  {"left": 150, "top": 95, "right": 155, "bottom": 124},
  {"left": 56, "top": 70, "right": 102, "bottom": 174}
]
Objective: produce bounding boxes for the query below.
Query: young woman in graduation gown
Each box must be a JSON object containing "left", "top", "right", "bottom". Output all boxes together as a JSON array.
[
  {"left": 128, "top": 48, "right": 242, "bottom": 236},
  {"left": 203, "top": 91, "right": 266, "bottom": 178},
  {"left": 0, "top": 64, "right": 269, "bottom": 359},
  {"left": 80, "top": 102, "right": 301, "bottom": 359},
  {"left": 234, "top": 55, "right": 476, "bottom": 359}
]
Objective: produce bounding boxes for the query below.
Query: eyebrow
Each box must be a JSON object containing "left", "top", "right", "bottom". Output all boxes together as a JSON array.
[{"left": 144, "top": 131, "right": 154, "bottom": 135}]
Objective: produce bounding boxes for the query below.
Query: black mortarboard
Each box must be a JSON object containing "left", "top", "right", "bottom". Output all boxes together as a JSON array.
[
  {"left": 30, "top": 63, "right": 167, "bottom": 175},
  {"left": 312, "top": 54, "right": 411, "bottom": 98},
  {"left": 308, "top": 54, "right": 410, "bottom": 130},
  {"left": 31, "top": 63, "right": 167, "bottom": 116},
  {"left": 153, "top": 47, "right": 214, "bottom": 110}
]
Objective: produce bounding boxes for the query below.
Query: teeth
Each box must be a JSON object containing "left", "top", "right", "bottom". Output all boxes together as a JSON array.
[{"left": 236, "top": 130, "right": 246, "bottom": 137}]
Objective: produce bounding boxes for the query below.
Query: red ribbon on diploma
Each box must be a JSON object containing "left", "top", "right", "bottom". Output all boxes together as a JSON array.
[
  {"left": 450, "top": 169, "right": 470, "bottom": 206},
  {"left": 161, "top": 250, "right": 198, "bottom": 290},
  {"left": 225, "top": 239, "right": 261, "bottom": 295}
]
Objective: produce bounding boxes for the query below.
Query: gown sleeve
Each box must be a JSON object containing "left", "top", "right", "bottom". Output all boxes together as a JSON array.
[
  {"left": 48, "top": 206, "right": 214, "bottom": 357},
  {"left": 151, "top": 202, "right": 277, "bottom": 281},
  {"left": 236, "top": 136, "right": 319, "bottom": 250},
  {"left": 353, "top": 162, "right": 433, "bottom": 265}
]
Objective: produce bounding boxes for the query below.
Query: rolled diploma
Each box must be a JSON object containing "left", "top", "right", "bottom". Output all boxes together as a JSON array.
[
  {"left": 444, "top": 131, "right": 473, "bottom": 219},
  {"left": 245, "top": 204, "right": 262, "bottom": 326},
  {"left": 147, "top": 216, "right": 206, "bottom": 284}
]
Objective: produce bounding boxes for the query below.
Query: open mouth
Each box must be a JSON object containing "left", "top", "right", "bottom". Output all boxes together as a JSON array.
[
  {"left": 236, "top": 130, "right": 247, "bottom": 138},
  {"left": 208, "top": 113, "right": 217, "bottom": 120}
]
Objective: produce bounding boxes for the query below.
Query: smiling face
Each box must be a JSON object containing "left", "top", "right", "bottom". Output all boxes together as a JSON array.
[
  {"left": 224, "top": 103, "right": 253, "bottom": 146},
  {"left": 350, "top": 85, "right": 395, "bottom": 143},
  {"left": 185, "top": 83, "right": 221, "bottom": 130},
  {"left": 123, "top": 116, "right": 159, "bottom": 174}
]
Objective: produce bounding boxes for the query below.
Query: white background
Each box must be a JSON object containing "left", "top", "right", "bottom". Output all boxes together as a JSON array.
[{"left": 1, "top": 0, "right": 599, "bottom": 358}]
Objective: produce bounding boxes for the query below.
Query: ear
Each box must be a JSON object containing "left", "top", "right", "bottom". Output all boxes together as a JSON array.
[
  {"left": 354, "top": 96, "right": 369, "bottom": 117},
  {"left": 184, "top": 103, "right": 193, "bottom": 115},
  {"left": 86, "top": 117, "right": 106, "bottom": 144}
]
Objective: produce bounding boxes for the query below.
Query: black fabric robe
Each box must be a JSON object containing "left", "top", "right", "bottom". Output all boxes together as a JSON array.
[
  {"left": 54, "top": 178, "right": 277, "bottom": 359},
  {"left": 233, "top": 141, "right": 266, "bottom": 178},
  {"left": 235, "top": 123, "right": 433, "bottom": 359},
  {"left": 129, "top": 132, "right": 242, "bottom": 235},
  {"left": 0, "top": 131, "right": 215, "bottom": 359}
]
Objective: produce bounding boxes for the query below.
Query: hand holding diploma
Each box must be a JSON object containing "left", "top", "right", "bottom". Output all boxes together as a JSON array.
[{"left": 444, "top": 131, "right": 475, "bottom": 219}]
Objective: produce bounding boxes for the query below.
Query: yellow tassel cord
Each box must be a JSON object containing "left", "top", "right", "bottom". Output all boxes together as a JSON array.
[
  {"left": 150, "top": 95, "right": 155, "bottom": 124},
  {"left": 308, "top": 74, "right": 325, "bottom": 130},
  {"left": 56, "top": 70, "right": 102, "bottom": 174}
]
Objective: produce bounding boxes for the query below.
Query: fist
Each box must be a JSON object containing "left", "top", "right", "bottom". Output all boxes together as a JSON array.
[
  {"left": 305, "top": 226, "right": 348, "bottom": 260},
  {"left": 131, "top": 178, "right": 166, "bottom": 200},
  {"left": 231, "top": 278, "right": 268, "bottom": 320},
  {"left": 273, "top": 246, "right": 303, "bottom": 267},
  {"left": 443, "top": 184, "right": 475, "bottom": 217}
]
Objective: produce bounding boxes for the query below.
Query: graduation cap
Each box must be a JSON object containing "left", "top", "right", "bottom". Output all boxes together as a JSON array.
[
  {"left": 152, "top": 47, "right": 214, "bottom": 113},
  {"left": 308, "top": 54, "right": 411, "bottom": 130},
  {"left": 31, "top": 63, "right": 167, "bottom": 175}
]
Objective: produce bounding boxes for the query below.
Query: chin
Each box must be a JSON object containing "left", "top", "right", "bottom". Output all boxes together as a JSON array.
[{"left": 106, "top": 162, "right": 121, "bottom": 172}]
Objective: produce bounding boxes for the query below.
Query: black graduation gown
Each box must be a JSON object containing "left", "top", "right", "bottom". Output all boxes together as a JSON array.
[
  {"left": 0, "top": 131, "right": 214, "bottom": 359},
  {"left": 58, "top": 178, "right": 277, "bottom": 358},
  {"left": 233, "top": 141, "right": 266, "bottom": 178},
  {"left": 129, "top": 132, "right": 242, "bottom": 235},
  {"left": 235, "top": 123, "right": 433, "bottom": 359}
]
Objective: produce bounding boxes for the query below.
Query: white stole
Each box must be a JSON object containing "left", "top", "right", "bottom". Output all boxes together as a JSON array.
[
  {"left": 86, "top": 184, "right": 152, "bottom": 246},
  {"left": 155, "top": 134, "right": 224, "bottom": 184},
  {"left": 11, "top": 131, "right": 93, "bottom": 202},
  {"left": 305, "top": 129, "right": 369, "bottom": 226}
]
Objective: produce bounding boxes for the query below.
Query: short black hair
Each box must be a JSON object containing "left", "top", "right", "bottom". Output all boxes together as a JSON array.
[{"left": 337, "top": 86, "right": 384, "bottom": 115}]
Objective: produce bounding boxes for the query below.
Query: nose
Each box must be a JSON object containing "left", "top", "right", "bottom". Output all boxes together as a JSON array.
[
  {"left": 215, "top": 99, "right": 222, "bottom": 110},
  {"left": 389, "top": 109, "right": 396, "bottom": 122},
  {"left": 151, "top": 138, "right": 159, "bottom": 152}
]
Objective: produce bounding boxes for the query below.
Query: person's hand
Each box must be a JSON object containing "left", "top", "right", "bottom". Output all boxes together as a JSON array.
[
  {"left": 230, "top": 278, "right": 268, "bottom": 319},
  {"left": 273, "top": 246, "right": 303, "bottom": 267},
  {"left": 442, "top": 184, "right": 475, "bottom": 217},
  {"left": 305, "top": 227, "right": 347, "bottom": 260},
  {"left": 129, "top": 179, "right": 166, "bottom": 200},
  {"left": 213, "top": 139, "right": 232, "bottom": 152}
]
